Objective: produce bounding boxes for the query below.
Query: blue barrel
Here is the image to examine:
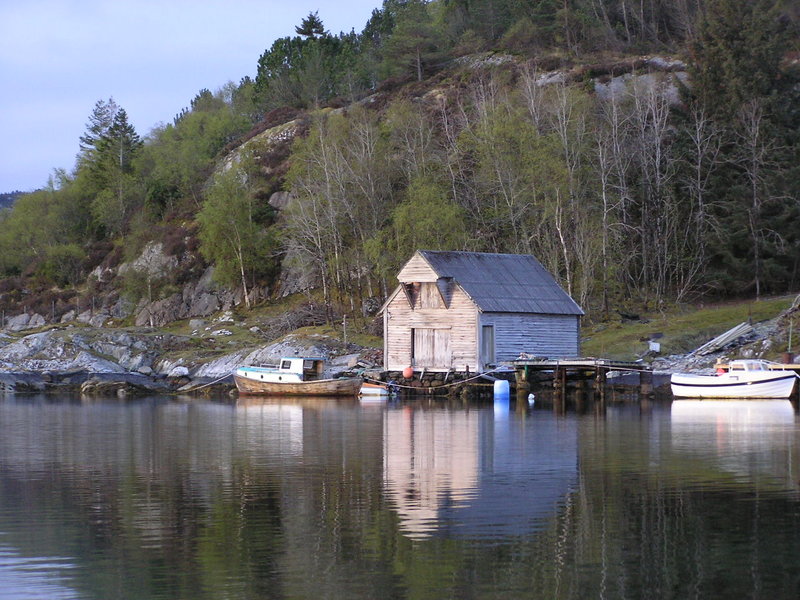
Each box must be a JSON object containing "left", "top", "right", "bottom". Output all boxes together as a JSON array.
[{"left": 493, "top": 379, "right": 510, "bottom": 398}]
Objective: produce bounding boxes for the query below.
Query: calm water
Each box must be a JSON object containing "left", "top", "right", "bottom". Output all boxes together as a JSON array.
[{"left": 1, "top": 394, "right": 800, "bottom": 599}]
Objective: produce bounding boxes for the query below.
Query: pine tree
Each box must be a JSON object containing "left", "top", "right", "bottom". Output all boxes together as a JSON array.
[
  {"left": 383, "top": 0, "right": 442, "bottom": 81},
  {"left": 689, "top": 0, "right": 788, "bottom": 120},
  {"left": 89, "top": 107, "right": 143, "bottom": 234},
  {"left": 295, "top": 11, "right": 326, "bottom": 38},
  {"left": 78, "top": 98, "right": 118, "bottom": 164}
]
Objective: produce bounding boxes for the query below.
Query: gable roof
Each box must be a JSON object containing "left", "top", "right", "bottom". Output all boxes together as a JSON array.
[{"left": 414, "top": 250, "right": 584, "bottom": 315}]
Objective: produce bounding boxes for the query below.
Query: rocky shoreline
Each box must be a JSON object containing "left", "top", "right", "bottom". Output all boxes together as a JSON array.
[
  {"left": 0, "top": 301, "right": 789, "bottom": 398},
  {"left": 0, "top": 324, "right": 374, "bottom": 397}
]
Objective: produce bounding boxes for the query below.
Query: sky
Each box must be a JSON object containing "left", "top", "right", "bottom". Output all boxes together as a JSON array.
[{"left": 0, "top": 0, "right": 381, "bottom": 193}]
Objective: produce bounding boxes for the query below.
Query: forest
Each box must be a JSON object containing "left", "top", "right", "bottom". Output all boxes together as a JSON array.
[{"left": 0, "top": 0, "right": 798, "bottom": 324}]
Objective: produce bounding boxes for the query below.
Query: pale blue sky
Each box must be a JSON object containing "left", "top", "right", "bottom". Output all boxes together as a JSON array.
[{"left": 0, "top": 0, "right": 381, "bottom": 192}]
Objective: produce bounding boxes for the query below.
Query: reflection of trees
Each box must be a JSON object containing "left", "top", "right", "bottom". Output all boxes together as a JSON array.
[
  {"left": 488, "top": 408, "right": 800, "bottom": 599},
  {"left": 0, "top": 400, "right": 392, "bottom": 599},
  {"left": 2, "top": 400, "right": 800, "bottom": 598}
]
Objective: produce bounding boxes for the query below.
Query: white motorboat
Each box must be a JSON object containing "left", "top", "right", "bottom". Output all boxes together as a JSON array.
[{"left": 670, "top": 359, "right": 799, "bottom": 399}]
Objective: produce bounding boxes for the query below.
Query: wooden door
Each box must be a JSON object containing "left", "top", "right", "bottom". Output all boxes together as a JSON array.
[{"left": 412, "top": 328, "right": 451, "bottom": 368}]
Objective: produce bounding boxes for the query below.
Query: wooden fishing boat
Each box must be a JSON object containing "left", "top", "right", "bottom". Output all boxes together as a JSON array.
[
  {"left": 234, "top": 357, "right": 362, "bottom": 396},
  {"left": 671, "top": 359, "right": 798, "bottom": 399}
]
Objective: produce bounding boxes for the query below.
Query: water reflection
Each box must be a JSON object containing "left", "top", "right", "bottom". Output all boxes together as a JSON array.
[
  {"left": 384, "top": 406, "right": 577, "bottom": 539},
  {"left": 670, "top": 399, "right": 799, "bottom": 494},
  {"left": 0, "top": 395, "right": 799, "bottom": 599},
  {"left": 0, "top": 547, "right": 78, "bottom": 600}
]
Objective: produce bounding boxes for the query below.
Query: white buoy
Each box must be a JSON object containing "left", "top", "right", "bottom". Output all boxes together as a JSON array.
[{"left": 528, "top": 393, "right": 535, "bottom": 405}]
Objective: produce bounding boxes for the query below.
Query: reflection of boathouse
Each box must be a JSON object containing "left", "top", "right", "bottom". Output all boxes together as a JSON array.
[
  {"left": 381, "top": 251, "right": 584, "bottom": 372},
  {"left": 383, "top": 407, "right": 579, "bottom": 539}
]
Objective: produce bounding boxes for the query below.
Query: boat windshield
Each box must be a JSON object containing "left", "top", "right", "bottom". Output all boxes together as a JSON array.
[{"left": 729, "top": 360, "right": 769, "bottom": 371}]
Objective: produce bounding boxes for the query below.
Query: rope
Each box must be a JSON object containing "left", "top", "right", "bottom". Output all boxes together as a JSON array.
[
  {"left": 363, "top": 369, "right": 509, "bottom": 391},
  {"left": 181, "top": 371, "right": 235, "bottom": 392}
]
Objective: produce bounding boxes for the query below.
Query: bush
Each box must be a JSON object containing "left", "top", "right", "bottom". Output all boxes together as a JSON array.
[{"left": 37, "top": 244, "right": 85, "bottom": 286}]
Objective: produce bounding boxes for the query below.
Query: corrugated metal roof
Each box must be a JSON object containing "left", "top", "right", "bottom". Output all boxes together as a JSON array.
[{"left": 417, "top": 250, "right": 584, "bottom": 315}]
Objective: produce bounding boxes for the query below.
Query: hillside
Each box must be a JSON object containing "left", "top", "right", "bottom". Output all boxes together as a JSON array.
[
  {"left": 0, "top": 0, "right": 798, "bottom": 337},
  {"left": 583, "top": 294, "right": 799, "bottom": 370}
]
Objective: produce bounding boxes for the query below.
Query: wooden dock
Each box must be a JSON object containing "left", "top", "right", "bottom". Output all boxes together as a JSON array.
[{"left": 512, "top": 358, "right": 654, "bottom": 400}]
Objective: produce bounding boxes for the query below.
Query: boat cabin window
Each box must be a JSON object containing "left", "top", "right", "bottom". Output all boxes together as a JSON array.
[{"left": 280, "top": 360, "right": 292, "bottom": 370}]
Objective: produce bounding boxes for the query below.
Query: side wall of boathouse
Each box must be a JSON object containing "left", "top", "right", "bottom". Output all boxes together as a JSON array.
[{"left": 479, "top": 312, "right": 580, "bottom": 363}]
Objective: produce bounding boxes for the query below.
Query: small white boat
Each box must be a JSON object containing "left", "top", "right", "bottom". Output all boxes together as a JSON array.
[
  {"left": 234, "top": 357, "right": 362, "bottom": 396},
  {"left": 671, "top": 359, "right": 799, "bottom": 399},
  {"left": 360, "top": 381, "right": 396, "bottom": 396}
]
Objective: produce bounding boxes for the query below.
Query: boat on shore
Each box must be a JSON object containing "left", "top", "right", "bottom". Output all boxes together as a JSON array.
[
  {"left": 234, "top": 357, "right": 362, "bottom": 396},
  {"left": 671, "top": 359, "right": 799, "bottom": 399}
]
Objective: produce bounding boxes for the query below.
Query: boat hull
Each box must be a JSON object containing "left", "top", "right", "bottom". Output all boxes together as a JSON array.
[
  {"left": 671, "top": 371, "right": 798, "bottom": 399},
  {"left": 234, "top": 374, "right": 362, "bottom": 396},
  {"left": 360, "top": 382, "right": 392, "bottom": 395}
]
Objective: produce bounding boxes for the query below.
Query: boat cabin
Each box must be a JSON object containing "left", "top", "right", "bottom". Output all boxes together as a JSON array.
[
  {"left": 277, "top": 357, "right": 325, "bottom": 379},
  {"left": 237, "top": 357, "right": 326, "bottom": 384},
  {"left": 718, "top": 359, "right": 772, "bottom": 373}
]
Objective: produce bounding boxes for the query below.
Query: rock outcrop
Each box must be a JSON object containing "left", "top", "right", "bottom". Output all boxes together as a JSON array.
[{"left": 0, "top": 324, "right": 375, "bottom": 395}]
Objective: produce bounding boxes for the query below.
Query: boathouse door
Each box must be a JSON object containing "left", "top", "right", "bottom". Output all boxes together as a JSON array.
[
  {"left": 481, "top": 325, "right": 495, "bottom": 367},
  {"left": 411, "top": 328, "right": 451, "bottom": 369}
]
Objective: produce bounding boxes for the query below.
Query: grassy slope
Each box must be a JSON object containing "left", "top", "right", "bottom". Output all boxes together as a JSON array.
[
  {"left": 581, "top": 295, "right": 796, "bottom": 361},
  {"left": 154, "top": 293, "right": 793, "bottom": 365}
]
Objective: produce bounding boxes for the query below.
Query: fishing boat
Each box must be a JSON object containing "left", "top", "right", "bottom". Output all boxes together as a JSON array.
[
  {"left": 234, "top": 357, "right": 362, "bottom": 396},
  {"left": 670, "top": 359, "right": 798, "bottom": 399}
]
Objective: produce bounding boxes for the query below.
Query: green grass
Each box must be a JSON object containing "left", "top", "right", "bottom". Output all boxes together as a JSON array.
[
  {"left": 293, "top": 323, "right": 383, "bottom": 350},
  {"left": 582, "top": 295, "right": 794, "bottom": 360}
]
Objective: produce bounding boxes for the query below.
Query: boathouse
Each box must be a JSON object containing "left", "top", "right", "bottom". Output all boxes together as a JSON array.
[{"left": 381, "top": 250, "right": 584, "bottom": 372}]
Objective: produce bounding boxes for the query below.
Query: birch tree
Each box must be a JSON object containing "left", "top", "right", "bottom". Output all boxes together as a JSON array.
[{"left": 198, "top": 162, "right": 275, "bottom": 308}]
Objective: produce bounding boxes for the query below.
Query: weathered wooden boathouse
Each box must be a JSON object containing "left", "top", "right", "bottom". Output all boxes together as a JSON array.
[{"left": 381, "top": 250, "right": 584, "bottom": 374}]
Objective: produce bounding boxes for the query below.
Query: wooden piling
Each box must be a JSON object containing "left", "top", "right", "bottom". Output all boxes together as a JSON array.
[{"left": 640, "top": 370, "right": 653, "bottom": 397}]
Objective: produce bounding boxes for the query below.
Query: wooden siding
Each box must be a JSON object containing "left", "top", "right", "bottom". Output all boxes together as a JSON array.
[
  {"left": 479, "top": 313, "right": 580, "bottom": 367},
  {"left": 419, "top": 282, "right": 444, "bottom": 308},
  {"left": 384, "top": 284, "right": 479, "bottom": 371},
  {"left": 397, "top": 253, "right": 438, "bottom": 282}
]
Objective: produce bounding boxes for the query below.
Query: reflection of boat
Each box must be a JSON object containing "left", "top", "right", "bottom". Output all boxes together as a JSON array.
[
  {"left": 235, "top": 396, "right": 358, "bottom": 409},
  {"left": 671, "top": 399, "right": 795, "bottom": 423},
  {"left": 234, "top": 357, "right": 362, "bottom": 396},
  {"left": 670, "top": 399, "right": 797, "bottom": 490},
  {"left": 671, "top": 359, "right": 798, "bottom": 399}
]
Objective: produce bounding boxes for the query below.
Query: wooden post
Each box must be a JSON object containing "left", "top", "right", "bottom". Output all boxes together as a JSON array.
[
  {"left": 553, "top": 367, "right": 567, "bottom": 415},
  {"left": 640, "top": 370, "right": 653, "bottom": 397},
  {"left": 595, "top": 367, "right": 607, "bottom": 405},
  {"left": 575, "top": 377, "right": 586, "bottom": 412}
]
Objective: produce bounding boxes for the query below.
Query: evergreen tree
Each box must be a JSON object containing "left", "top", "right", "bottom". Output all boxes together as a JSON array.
[
  {"left": 689, "top": 0, "right": 788, "bottom": 120},
  {"left": 89, "top": 107, "right": 143, "bottom": 233},
  {"left": 78, "top": 98, "right": 118, "bottom": 166},
  {"left": 383, "top": 0, "right": 443, "bottom": 81},
  {"left": 295, "top": 11, "right": 326, "bottom": 38},
  {"left": 686, "top": 0, "right": 798, "bottom": 296}
]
